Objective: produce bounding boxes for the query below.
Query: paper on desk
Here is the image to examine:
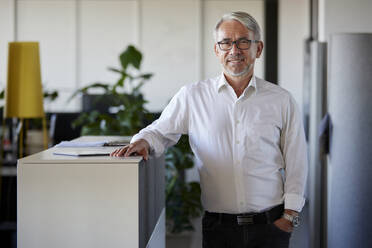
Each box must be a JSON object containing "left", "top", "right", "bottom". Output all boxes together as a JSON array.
[
  {"left": 55, "top": 141, "right": 107, "bottom": 148},
  {"left": 53, "top": 150, "right": 110, "bottom": 156}
]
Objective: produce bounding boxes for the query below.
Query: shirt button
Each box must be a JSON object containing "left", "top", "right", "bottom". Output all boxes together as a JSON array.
[
  {"left": 236, "top": 140, "right": 240, "bottom": 144},
  {"left": 236, "top": 120, "right": 240, "bottom": 124}
]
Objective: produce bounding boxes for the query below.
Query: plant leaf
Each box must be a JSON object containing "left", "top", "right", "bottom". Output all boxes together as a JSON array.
[
  {"left": 134, "top": 73, "right": 153, "bottom": 80},
  {"left": 120, "top": 45, "right": 142, "bottom": 70},
  {"left": 0, "top": 90, "right": 4, "bottom": 99},
  {"left": 68, "top": 82, "right": 110, "bottom": 102},
  {"left": 116, "top": 77, "right": 125, "bottom": 87},
  {"left": 108, "top": 67, "right": 123, "bottom": 74}
]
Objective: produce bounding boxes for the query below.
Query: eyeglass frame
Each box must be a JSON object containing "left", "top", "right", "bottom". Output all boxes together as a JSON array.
[{"left": 217, "top": 38, "right": 260, "bottom": 51}]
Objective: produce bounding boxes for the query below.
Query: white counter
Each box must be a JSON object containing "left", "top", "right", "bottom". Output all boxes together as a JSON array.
[{"left": 17, "top": 136, "right": 165, "bottom": 248}]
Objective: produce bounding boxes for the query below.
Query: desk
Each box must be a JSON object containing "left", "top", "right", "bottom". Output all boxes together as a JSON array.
[{"left": 17, "top": 136, "right": 165, "bottom": 248}]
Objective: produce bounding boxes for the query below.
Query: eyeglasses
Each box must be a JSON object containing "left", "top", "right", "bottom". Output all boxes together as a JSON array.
[{"left": 217, "top": 38, "right": 260, "bottom": 51}]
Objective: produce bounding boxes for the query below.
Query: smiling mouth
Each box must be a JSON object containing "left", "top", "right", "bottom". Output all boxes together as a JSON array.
[
  {"left": 227, "top": 57, "right": 245, "bottom": 63},
  {"left": 228, "top": 59, "right": 244, "bottom": 64}
]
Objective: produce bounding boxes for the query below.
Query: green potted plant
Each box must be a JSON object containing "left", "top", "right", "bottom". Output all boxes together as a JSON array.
[
  {"left": 70, "top": 45, "right": 153, "bottom": 136},
  {"left": 165, "top": 135, "right": 203, "bottom": 234}
]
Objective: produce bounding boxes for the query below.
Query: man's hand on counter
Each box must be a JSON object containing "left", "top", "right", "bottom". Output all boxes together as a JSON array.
[{"left": 110, "top": 139, "right": 150, "bottom": 160}]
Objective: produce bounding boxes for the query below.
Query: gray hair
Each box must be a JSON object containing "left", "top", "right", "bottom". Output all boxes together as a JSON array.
[{"left": 214, "top": 11, "right": 262, "bottom": 42}]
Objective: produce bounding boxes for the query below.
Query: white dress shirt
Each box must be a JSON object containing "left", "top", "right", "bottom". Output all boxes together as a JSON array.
[{"left": 132, "top": 74, "right": 308, "bottom": 213}]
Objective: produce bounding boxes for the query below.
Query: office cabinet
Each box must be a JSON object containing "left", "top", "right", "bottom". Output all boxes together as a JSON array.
[{"left": 17, "top": 136, "right": 165, "bottom": 248}]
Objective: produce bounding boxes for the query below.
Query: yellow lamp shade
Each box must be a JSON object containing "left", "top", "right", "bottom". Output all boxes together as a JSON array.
[{"left": 4, "top": 42, "right": 44, "bottom": 118}]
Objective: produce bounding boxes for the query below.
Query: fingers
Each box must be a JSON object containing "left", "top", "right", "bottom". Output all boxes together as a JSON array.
[
  {"left": 273, "top": 219, "right": 293, "bottom": 233},
  {"left": 110, "top": 145, "right": 129, "bottom": 157},
  {"left": 124, "top": 143, "right": 149, "bottom": 160},
  {"left": 124, "top": 144, "right": 137, "bottom": 157},
  {"left": 110, "top": 141, "right": 149, "bottom": 160},
  {"left": 142, "top": 149, "right": 149, "bottom": 161}
]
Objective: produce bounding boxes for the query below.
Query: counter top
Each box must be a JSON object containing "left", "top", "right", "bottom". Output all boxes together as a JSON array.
[{"left": 18, "top": 136, "right": 142, "bottom": 164}]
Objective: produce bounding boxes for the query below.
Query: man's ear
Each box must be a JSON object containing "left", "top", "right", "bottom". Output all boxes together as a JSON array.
[
  {"left": 214, "top": 43, "right": 219, "bottom": 57},
  {"left": 256, "top": 41, "right": 264, "bottom": 58}
]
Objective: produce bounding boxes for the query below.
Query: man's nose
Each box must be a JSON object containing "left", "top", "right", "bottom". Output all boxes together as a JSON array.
[{"left": 229, "top": 42, "right": 241, "bottom": 55}]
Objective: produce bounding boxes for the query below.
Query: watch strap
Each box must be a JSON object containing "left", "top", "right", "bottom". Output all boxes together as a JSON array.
[
  {"left": 282, "top": 213, "right": 300, "bottom": 227},
  {"left": 282, "top": 213, "right": 294, "bottom": 222}
]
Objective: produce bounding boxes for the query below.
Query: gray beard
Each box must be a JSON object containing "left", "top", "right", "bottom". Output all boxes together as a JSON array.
[{"left": 224, "top": 64, "right": 251, "bottom": 77}]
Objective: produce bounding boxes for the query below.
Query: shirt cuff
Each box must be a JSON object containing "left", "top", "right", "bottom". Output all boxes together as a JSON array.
[
  {"left": 130, "top": 133, "right": 164, "bottom": 157},
  {"left": 284, "top": 193, "right": 306, "bottom": 212}
]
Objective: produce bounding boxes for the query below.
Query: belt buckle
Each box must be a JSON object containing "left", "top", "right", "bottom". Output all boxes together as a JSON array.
[{"left": 237, "top": 214, "right": 254, "bottom": 225}]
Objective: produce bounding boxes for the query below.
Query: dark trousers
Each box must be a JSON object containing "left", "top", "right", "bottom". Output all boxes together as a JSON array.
[{"left": 202, "top": 207, "right": 291, "bottom": 248}]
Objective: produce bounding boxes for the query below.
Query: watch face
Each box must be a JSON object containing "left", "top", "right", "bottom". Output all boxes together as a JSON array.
[{"left": 292, "top": 215, "right": 300, "bottom": 227}]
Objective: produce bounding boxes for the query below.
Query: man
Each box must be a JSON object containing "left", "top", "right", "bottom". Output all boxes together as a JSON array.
[{"left": 111, "top": 11, "right": 307, "bottom": 248}]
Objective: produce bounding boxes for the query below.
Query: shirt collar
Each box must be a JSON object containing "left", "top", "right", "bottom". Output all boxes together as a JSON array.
[
  {"left": 216, "top": 73, "right": 228, "bottom": 92},
  {"left": 216, "top": 72, "right": 258, "bottom": 96}
]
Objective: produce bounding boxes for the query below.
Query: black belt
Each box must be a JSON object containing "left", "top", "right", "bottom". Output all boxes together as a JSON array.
[{"left": 205, "top": 204, "right": 284, "bottom": 225}]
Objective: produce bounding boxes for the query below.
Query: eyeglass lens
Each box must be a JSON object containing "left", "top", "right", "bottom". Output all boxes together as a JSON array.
[{"left": 219, "top": 39, "right": 252, "bottom": 50}]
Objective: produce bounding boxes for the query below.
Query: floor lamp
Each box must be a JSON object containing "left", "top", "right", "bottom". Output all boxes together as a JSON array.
[{"left": 3, "top": 42, "right": 47, "bottom": 158}]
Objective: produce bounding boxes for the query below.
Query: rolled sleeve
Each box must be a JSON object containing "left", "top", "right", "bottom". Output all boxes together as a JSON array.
[
  {"left": 281, "top": 95, "right": 308, "bottom": 212},
  {"left": 284, "top": 193, "right": 306, "bottom": 212}
]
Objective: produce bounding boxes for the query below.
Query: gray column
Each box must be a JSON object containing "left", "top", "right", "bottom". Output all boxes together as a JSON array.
[
  {"left": 328, "top": 33, "right": 372, "bottom": 248},
  {"left": 309, "top": 41, "right": 327, "bottom": 248}
]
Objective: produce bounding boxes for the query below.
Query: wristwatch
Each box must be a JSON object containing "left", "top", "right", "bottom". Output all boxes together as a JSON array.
[{"left": 282, "top": 213, "right": 300, "bottom": 227}]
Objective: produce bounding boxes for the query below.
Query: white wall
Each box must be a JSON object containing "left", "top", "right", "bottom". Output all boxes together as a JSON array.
[
  {"left": 141, "top": 0, "right": 201, "bottom": 111},
  {"left": 320, "top": 0, "right": 372, "bottom": 42},
  {"left": 0, "top": 0, "right": 265, "bottom": 113},
  {"left": 278, "top": 0, "right": 310, "bottom": 111},
  {"left": 0, "top": 0, "right": 15, "bottom": 89},
  {"left": 16, "top": 0, "right": 80, "bottom": 111}
]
